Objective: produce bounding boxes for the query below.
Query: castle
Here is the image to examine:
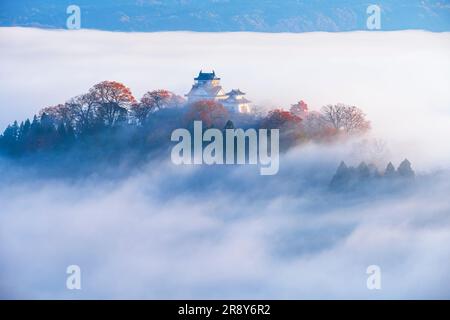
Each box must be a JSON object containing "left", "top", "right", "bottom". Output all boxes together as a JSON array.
[{"left": 185, "top": 71, "right": 251, "bottom": 113}]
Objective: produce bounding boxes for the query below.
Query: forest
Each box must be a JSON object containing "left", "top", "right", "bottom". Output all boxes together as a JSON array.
[{"left": 0, "top": 80, "right": 371, "bottom": 174}]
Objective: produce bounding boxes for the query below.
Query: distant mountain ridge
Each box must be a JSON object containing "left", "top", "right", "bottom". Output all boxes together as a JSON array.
[{"left": 1, "top": 0, "right": 449, "bottom": 32}]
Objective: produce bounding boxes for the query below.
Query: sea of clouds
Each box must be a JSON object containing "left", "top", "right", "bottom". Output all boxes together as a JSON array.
[
  {"left": 1, "top": 144, "right": 450, "bottom": 299},
  {"left": 0, "top": 28, "right": 449, "bottom": 299},
  {"left": 1, "top": 28, "right": 450, "bottom": 168}
]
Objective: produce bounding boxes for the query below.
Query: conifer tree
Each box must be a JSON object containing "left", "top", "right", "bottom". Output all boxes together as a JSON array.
[
  {"left": 397, "top": 159, "right": 415, "bottom": 178},
  {"left": 384, "top": 162, "right": 396, "bottom": 178}
]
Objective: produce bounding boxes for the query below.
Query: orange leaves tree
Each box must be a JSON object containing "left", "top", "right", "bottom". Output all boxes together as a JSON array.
[
  {"left": 39, "top": 95, "right": 96, "bottom": 133},
  {"left": 39, "top": 103, "right": 73, "bottom": 127},
  {"left": 261, "top": 109, "right": 301, "bottom": 129},
  {"left": 66, "top": 93, "right": 97, "bottom": 132},
  {"left": 89, "top": 81, "right": 136, "bottom": 127},
  {"left": 185, "top": 100, "right": 229, "bottom": 128},
  {"left": 131, "top": 90, "right": 185, "bottom": 125},
  {"left": 141, "top": 90, "right": 172, "bottom": 111},
  {"left": 260, "top": 109, "right": 303, "bottom": 148},
  {"left": 38, "top": 81, "right": 137, "bottom": 132},
  {"left": 290, "top": 100, "right": 308, "bottom": 118}
]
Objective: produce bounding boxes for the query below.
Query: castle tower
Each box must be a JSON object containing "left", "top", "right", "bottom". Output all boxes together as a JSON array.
[
  {"left": 185, "top": 70, "right": 227, "bottom": 103},
  {"left": 223, "top": 89, "right": 251, "bottom": 113}
]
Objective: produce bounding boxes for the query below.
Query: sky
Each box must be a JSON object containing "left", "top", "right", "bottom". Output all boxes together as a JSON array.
[{"left": 0, "top": 27, "right": 449, "bottom": 299}]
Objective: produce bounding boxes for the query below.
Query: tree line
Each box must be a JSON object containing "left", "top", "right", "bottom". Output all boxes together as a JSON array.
[
  {"left": 0, "top": 80, "right": 371, "bottom": 158},
  {"left": 330, "top": 159, "right": 415, "bottom": 191}
]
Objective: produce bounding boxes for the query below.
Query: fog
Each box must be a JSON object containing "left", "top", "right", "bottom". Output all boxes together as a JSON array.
[
  {"left": 1, "top": 27, "right": 450, "bottom": 168},
  {"left": 0, "top": 27, "right": 449, "bottom": 299},
  {"left": 1, "top": 144, "right": 449, "bottom": 299}
]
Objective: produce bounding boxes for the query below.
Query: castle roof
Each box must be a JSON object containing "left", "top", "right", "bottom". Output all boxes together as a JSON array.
[
  {"left": 194, "top": 70, "right": 220, "bottom": 81},
  {"left": 226, "top": 89, "right": 245, "bottom": 96},
  {"left": 224, "top": 95, "right": 251, "bottom": 104},
  {"left": 186, "top": 84, "right": 226, "bottom": 98}
]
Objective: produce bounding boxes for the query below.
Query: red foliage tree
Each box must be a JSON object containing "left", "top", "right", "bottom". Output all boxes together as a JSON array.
[
  {"left": 131, "top": 89, "right": 186, "bottom": 125},
  {"left": 185, "top": 100, "right": 229, "bottom": 128},
  {"left": 39, "top": 103, "right": 72, "bottom": 126},
  {"left": 141, "top": 90, "right": 172, "bottom": 111},
  {"left": 261, "top": 109, "right": 302, "bottom": 129},
  {"left": 290, "top": 100, "right": 308, "bottom": 118},
  {"left": 89, "top": 81, "right": 136, "bottom": 126},
  {"left": 66, "top": 93, "right": 97, "bottom": 131}
]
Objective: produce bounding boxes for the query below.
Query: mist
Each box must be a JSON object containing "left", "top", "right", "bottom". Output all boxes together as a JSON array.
[
  {"left": 1, "top": 28, "right": 450, "bottom": 169},
  {"left": 1, "top": 142, "right": 449, "bottom": 299}
]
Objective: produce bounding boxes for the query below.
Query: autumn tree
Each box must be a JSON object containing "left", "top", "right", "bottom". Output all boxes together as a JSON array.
[
  {"left": 321, "top": 104, "right": 370, "bottom": 134},
  {"left": 260, "top": 109, "right": 301, "bottom": 129},
  {"left": 259, "top": 109, "right": 303, "bottom": 147},
  {"left": 185, "top": 100, "right": 229, "bottom": 128},
  {"left": 301, "top": 111, "right": 333, "bottom": 139},
  {"left": 40, "top": 104, "right": 73, "bottom": 126},
  {"left": 40, "top": 94, "right": 96, "bottom": 133},
  {"left": 66, "top": 93, "right": 98, "bottom": 132},
  {"left": 166, "top": 93, "right": 186, "bottom": 108},
  {"left": 131, "top": 90, "right": 184, "bottom": 125},
  {"left": 89, "top": 81, "right": 136, "bottom": 127},
  {"left": 290, "top": 100, "right": 308, "bottom": 118},
  {"left": 141, "top": 90, "right": 171, "bottom": 110}
]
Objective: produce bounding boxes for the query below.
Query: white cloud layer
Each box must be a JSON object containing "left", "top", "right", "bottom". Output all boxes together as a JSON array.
[
  {"left": 0, "top": 28, "right": 450, "bottom": 168},
  {"left": 1, "top": 148, "right": 450, "bottom": 299}
]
